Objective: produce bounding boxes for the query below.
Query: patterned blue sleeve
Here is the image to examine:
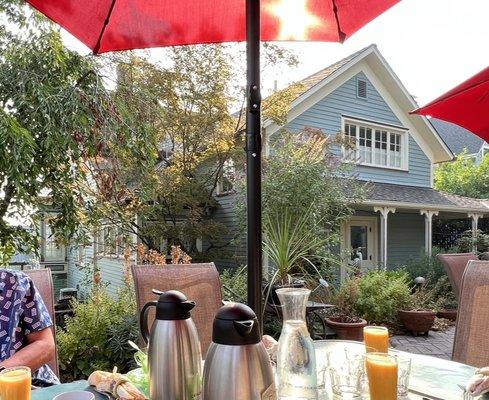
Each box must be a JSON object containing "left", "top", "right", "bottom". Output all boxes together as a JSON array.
[{"left": 22, "top": 279, "right": 53, "bottom": 335}]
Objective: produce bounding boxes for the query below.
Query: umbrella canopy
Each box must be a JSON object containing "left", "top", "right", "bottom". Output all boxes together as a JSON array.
[
  {"left": 26, "top": 0, "right": 398, "bottom": 53},
  {"left": 25, "top": 0, "right": 400, "bottom": 322},
  {"left": 412, "top": 66, "right": 489, "bottom": 140}
]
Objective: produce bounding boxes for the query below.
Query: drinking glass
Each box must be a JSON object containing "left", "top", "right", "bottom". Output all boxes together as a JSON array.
[
  {"left": 396, "top": 354, "right": 412, "bottom": 398},
  {"left": 363, "top": 326, "right": 389, "bottom": 353},
  {"left": 329, "top": 354, "right": 365, "bottom": 399},
  {"left": 365, "top": 353, "right": 398, "bottom": 400},
  {"left": 0, "top": 366, "right": 31, "bottom": 400}
]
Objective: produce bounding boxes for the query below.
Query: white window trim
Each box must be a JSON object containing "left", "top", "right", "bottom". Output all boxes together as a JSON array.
[{"left": 341, "top": 116, "right": 409, "bottom": 172}]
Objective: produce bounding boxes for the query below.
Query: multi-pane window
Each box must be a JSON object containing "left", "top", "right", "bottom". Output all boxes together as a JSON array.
[{"left": 344, "top": 120, "right": 405, "bottom": 169}]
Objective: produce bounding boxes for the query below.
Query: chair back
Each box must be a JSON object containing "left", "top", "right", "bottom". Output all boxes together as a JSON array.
[
  {"left": 131, "top": 263, "right": 222, "bottom": 356},
  {"left": 453, "top": 260, "right": 489, "bottom": 367},
  {"left": 24, "top": 269, "right": 59, "bottom": 378},
  {"left": 437, "top": 253, "right": 478, "bottom": 300}
]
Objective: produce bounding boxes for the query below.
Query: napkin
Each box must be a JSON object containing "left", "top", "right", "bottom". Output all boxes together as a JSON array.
[{"left": 466, "top": 367, "right": 489, "bottom": 396}]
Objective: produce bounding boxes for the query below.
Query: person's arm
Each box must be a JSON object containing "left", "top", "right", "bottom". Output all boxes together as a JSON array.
[{"left": 0, "top": 328, "right": 55, "bottom": 371}]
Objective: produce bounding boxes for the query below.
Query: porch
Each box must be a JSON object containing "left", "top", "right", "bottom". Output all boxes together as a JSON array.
[{"left": 342, "top": 181, "right": 489, "bottom": 276}]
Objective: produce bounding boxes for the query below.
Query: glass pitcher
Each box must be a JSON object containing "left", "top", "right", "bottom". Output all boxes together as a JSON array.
[{"left": 276, "top": 288, "right": 318, "bottom": 400}]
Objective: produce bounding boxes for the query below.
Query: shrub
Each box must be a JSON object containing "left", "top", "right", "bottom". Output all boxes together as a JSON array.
[
  {"left": 220, "top": 267, "right": 247, "bottom": 302},
  {"left": 57, "top": 282, "right": 139, "bottom": 381},
  {"left": 353, "top": 270, "right": 411, "bottom": 325}
]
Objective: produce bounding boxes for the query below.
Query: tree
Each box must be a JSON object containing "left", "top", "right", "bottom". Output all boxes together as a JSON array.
[
  {"left": 435, "top": 151, "right": 489, "bottom": 199},
  {"left": 0, "top": 3, "right": 300, "bottom": 263},
  {"left": 237, "top": 129, "right": 366, "bottom": 278},
  {"left": 84, "top": 46, "right": 300, "bottom": 261}
]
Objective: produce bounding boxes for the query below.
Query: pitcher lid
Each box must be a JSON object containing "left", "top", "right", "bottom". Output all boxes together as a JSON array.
[
  {"left": 212, "top": 303, "right": 261, "bottom": 345},
  {"left": 152, "top": 289, "right": 195, "bottom": 320}
]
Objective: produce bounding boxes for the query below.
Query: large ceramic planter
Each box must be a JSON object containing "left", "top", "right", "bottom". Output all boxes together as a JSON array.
[
  {"left": 325, "top": 317, "right": 368, "bottom": 342},
  {"left": 398, "top": 310, "right": 436, "bottom": 336},
  {"left": 437, "top": 309, "right": 457, "bottom": 321}
]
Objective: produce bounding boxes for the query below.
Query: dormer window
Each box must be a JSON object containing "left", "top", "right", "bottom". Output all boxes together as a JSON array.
[
  {"left": 343, "top": 117, "right": 408, "bottom": 170},
  {"left": 357, "top": 78, "right": 367, "bottom": 99}
]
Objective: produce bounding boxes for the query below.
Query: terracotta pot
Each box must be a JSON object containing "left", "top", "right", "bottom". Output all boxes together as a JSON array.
[
  {"left": 398, "top": 310, "right": 436, "bottom": 336},
  {"left": 437, "top": 309, "right": 457, "bottom": 321},
  {"left": 325, "top": 317, "right": 368, "bottom": 341}
]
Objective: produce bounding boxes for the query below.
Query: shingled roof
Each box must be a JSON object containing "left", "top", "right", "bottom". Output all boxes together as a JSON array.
[
  {"left": 360, "top": 181, "right": 488, "bottom": 212},
  {"left": 430, "top": 118, "right": 483, "bottom": 156},
  {"left": 297, "top": 45, "right": 373, "bottom": 95}
]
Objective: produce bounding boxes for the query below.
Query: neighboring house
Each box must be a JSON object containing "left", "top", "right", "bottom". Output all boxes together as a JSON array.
[
  {"left": 431, "top": 118, "right": 488, "bottom": 162},
  {"left": 39, "top": 44, "right": 489, "bottom": 292}
]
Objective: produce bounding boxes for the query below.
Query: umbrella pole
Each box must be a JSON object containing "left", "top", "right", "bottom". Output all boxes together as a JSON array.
[{"left": 246, "top": 0, "right": 263, "bottom": 328}]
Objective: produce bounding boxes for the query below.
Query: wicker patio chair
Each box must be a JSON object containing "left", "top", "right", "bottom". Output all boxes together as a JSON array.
[
  {"left": 25, "top": 268, "right": 60, "bottom": 378},
  {"left": 131, "top": 263, "right": 222, "bottom": 356},
  {"left": 437, "top": 253, "right": 478, "bottom": 300},
  {"left": 453, "top": 260, "right": 489, "bottom": 367}
]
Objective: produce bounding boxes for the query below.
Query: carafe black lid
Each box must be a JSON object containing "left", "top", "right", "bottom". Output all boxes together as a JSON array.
[
  {"left": 153, "top": 289, "right": 195, "bottom": 320},
  {"left": 212, "top": 303, "right": 261, "bottom": 345}
]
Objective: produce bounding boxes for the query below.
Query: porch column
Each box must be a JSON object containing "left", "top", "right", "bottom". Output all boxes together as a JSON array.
[
  {"left": 420, "top": 210, "right": 439, "bottom": 257},
  {"left": 468, "top": 213, "right": 484, "bottom": 251},
  {"left": 374, "top": 206, "right": 396, "bottom": 268}
]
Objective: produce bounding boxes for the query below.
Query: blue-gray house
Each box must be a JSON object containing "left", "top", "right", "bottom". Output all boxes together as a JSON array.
[
  {"left": 38, "top": 45, "right": 489, "bottom": 294},
  {"left": 215, "top": 45, "right": 489, "bottom": 278}
]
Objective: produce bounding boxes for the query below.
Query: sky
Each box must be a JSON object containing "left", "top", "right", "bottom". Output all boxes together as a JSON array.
[{"left": 59, "top": 0, "right": 489, "bottom": 106}]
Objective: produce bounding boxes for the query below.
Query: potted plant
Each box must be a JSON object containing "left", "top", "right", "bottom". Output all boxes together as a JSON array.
[
  {"left": 398, "top": 283, "right": 437, "bottom": 336},
  {"left": 263, "top": 207, "right": 327, "bottom": 305},
  {"left": 325, "top": 278, "right": 367, "bottom": 341},
  {"left": 433, "top": 276, "right": 458, "bottom": 321}
]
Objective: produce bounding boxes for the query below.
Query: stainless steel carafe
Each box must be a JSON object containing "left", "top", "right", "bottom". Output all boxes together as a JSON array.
[
  {"left": 203, "top": 303, "right": 276, "bottom": 400},
  {"left": 140, "top": 289, "right": 202, "bottom": 400}
]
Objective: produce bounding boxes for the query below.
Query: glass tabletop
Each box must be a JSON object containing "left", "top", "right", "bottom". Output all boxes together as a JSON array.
[
  {"left": 315, "top": 340, "right": 480, "bottom": 400},
  {"left": 32, "top": 340, "right": 485, "bottom": 400}
]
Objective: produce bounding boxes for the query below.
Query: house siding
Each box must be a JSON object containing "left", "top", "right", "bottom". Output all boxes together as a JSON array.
[
  {"left": 284, "top": 72, "right": 432, "bottom": 188},
  {"left": 212, "top": 193, "right": 245, "bottom": 270},
  {"left": 387, "top": 212, "right": 425, "bottom": 268}
]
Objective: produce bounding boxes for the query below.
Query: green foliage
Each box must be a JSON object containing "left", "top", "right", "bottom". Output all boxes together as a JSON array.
[
  {"left": 331, "top": 277, "right": 361, "bottom": 321},
  {"left": 220, "top": 267, "right": 247, "bottom": 302},
  {"left": 353, "top": 270, "right": 411, "bottom": 325},
  {"left": 435, "top": 151, "right": 489, "bottom": 199},
  {"left": 456, "top": 230, "right": 489, "bottom": 253},
  {"left": 402, "top": 248, "right": 459, "bottom": 309},
  {"left": 57, "top": 281, "right": 138, "bottom": 380},
  {"left": 407, "top": 284, "right": 439, "bottom": 311},
  {"left": 238, "top": 130, "right": 365, "bottom": 279},
  {"left": 263, "top": 207, "right": 330, "bottom": 282},
  {"left": 402, "top": 248, "right": 446, "bottom": 283}
]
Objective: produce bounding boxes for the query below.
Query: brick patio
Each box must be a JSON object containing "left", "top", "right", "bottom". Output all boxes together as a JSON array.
[{"left": 390, "top": 327, "right": 455, "bottom": 360}]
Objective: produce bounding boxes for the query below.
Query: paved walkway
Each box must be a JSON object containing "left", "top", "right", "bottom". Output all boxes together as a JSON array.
[{"left": 390, "top": 327, "right": 455, "bottom": 360}]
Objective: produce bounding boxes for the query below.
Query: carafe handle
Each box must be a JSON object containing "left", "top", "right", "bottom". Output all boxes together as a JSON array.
[{"left": 140, "top": 301, "right": 157, "bottom": 344}]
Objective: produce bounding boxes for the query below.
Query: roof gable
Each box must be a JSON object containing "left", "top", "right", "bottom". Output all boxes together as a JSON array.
[{"left": 265, "top": 45, "right": 454, "bottom": 164}]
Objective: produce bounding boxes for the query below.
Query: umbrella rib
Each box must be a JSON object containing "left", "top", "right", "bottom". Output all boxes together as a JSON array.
[
  {"left": 331, "top": 0, "right": 346, "bottom": 43},
  {"left": 93, "top": 0, "right": 118, "bottom": 54}
]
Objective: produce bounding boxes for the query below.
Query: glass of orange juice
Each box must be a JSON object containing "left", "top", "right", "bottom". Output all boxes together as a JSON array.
[
  {"left": 0, "top": 366, "right": 31, "bottom": 400},
  {"left": 363, "top": 326, "right": 389, "bottom": 353},
  {"left": 365, "top": 353, "right": 398, "bottom": 400}
]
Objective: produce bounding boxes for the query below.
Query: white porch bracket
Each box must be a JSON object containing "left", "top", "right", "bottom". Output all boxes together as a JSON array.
[
  {"left": 374, "top": 206, "right": 396, "bottom": 268},
  {"left": 420, "top": 210, "right": 439, "bottom": 258},
  {"left": 468, "top": 213, "right": 484, "bottom": 252}
]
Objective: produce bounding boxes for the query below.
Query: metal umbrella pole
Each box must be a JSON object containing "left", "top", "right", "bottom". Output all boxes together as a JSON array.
[{"left": 245, "top": 0, "right": 263, "bottom": 328}]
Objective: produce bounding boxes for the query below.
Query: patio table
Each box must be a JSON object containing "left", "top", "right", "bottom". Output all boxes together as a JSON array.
[{"left": 32, "top": 340, "right": 485, "bottom": 400}]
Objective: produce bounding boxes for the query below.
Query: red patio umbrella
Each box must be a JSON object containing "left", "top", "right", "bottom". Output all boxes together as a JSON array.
[
  {"left": 25, "top": 0, "right": 400, "bottom": 322},
  {"left": 412, "top": 66, "right": 489, "bottom": 140}
]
